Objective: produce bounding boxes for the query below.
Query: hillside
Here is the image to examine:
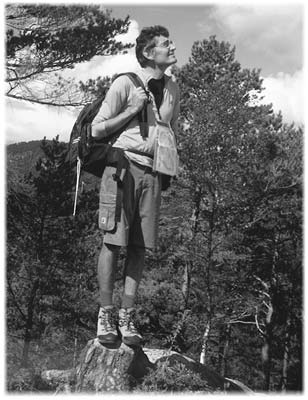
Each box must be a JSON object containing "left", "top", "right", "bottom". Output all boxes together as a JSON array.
[
  {"left": 7, "top": 140, "right": 46, "bottom": 156},
  {"left": 6, "top": 139, "right": 102, "bottom": 191},
  {"left": 7, "top": 140, "right": 52, "bottom": 180}
]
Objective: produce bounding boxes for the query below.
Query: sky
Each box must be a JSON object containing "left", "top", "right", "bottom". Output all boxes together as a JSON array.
[{"left": 3, "top": 0, "right": 307, "bottom": 144}]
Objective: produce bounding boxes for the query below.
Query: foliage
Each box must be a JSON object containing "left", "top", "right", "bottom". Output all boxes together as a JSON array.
[
  {"left": 6, "top": 137, "right": 101, "bottom": 370},
  {"left": 6, "top": 366, "right": 48, "bottom": 393},
  {"left": 5, "top": 4, "right": 132, "bottom": 105},
  {"left": 172, "top": 36, "right": 302, "bottom": 391},
  {"left": 135, "top": 360, "right": 214, "bottom": 393}
]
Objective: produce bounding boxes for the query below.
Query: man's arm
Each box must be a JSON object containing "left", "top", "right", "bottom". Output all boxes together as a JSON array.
[{"left": 92, "top": 80, "right": 147, "bottom": 139}]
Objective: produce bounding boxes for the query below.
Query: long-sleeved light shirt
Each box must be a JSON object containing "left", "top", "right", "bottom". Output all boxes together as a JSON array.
[{"left": 92, "top": 68, "right": 180, "bottom": 168}]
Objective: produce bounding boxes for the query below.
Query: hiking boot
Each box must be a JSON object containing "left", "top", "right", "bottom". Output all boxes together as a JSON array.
[
  {"left": 97, "top": 306, "right": 118, "bottom": 344},
  {"left": 118, "top": 308, "right": 143, "bottom": 346}
]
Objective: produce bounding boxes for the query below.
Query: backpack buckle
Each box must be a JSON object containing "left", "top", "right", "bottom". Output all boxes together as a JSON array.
[{"left": 112, "top": 173, "right": 123, "bottom": 187}]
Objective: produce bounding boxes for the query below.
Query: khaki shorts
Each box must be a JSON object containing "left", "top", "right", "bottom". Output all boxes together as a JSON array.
[{"left": 99, "top": 159, "right": 161, "bottom": 249}]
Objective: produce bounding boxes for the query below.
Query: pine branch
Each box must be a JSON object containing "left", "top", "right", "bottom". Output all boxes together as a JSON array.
[{"left": 6, "top": 93, "right": 86, "bottom": 107}]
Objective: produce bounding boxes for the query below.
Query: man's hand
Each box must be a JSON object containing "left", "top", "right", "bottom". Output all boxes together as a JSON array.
[
  {"left": 127, "top": 87, "right": 148, "bottom": 115},
  {"left": 92, "top": 88, "right": 148, "bottom": 138}
]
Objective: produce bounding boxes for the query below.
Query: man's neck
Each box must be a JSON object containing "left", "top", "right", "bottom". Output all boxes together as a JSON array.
[{"left": 143, "top": 65, "right": 166, "bottom": 80}]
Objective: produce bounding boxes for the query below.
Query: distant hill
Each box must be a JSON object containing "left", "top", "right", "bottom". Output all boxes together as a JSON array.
[
  {"left": 7, "top": 140, "right": 44, "bottom": 156},
  {"left": 7, "top": 140, "right": 46, "bottom": 180},
  {"left": 6, "top": 139, "right": 100, "bottom": 190}
]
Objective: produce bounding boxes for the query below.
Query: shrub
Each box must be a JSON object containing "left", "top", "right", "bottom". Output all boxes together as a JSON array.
[{"left": 135, "top": 360, "right": 214, "bottom": 393}]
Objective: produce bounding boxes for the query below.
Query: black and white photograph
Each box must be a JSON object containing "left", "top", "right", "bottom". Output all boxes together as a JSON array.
[{"left": 4, "top": 0, "right": 305, "bottom": 395}]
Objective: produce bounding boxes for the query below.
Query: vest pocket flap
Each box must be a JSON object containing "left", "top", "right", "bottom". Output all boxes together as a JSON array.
[{"left": 100, "top": 193, "right": 117, "bottom": 204}]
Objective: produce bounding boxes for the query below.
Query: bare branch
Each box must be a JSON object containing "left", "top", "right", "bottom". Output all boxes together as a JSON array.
[
  {"left": 6, "top": 93, "right": 85, "bottom": 107},
  {"left": 6, "top": 67, "right": 45, "bottom": 82},
  {"left": 262, "top": 300, "right": 272, "bottom": 310},
  {"left": 228, "top": 320, "right": 256, "bottom": 325},
  {"left": 255, "top": 308, "right": 266, "bottom": 336},
  {"left": 253, "top": 274, "right": 269, "bottom": 291}
]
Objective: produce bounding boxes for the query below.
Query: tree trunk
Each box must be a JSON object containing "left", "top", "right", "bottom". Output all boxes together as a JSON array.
[
  {"left": 219, "top": 324, "right": 231, "bottom": 378},
  {"left": 190, "top": 184, "right": 202, "bottom": 236},
  {"left": 281, "top": 315, "right": 291, "bottom": 391},
  {"left": 200, "top": 321, "right": 211, "bottom": 364},
  {"left": 21, "top": 279, "right": 39, "bottom": 367},
  {"left": 262, "top": 232, "right": 279, "bottom": 391},
  {"left": 261, "top": 299, "right": 274, "bottom": 391}
]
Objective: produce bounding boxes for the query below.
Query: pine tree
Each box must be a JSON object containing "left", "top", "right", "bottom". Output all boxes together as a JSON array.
[
  {"left": 5, "top": 4, "right": 131, "bottom": 106},
  {"left": 172, "top": 36, "right": 303, "bottom": 391}
]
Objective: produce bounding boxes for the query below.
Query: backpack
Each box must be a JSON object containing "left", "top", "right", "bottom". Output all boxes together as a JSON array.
[{"left": 67, "top": 72, "right": 149, "bottom": 216}]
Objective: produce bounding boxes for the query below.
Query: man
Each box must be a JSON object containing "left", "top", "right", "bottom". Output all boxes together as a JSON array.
[{"left": 91, "top": 25, "right": 180, "bottom": 346}]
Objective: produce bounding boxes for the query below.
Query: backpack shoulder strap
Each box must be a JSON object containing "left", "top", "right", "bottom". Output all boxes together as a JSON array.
[
  {"left": 126, "top": 72, "right": 147, "bottom": 91},
  {"left": 113, "top": 72, "right": 149, "bottom": 138},
  {"left": 114, "top": 72, "right": 146, "bottom": 90}
]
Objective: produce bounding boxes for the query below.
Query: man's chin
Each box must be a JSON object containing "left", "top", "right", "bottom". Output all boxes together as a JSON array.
[{"left": 169, "top": 56, "right": 177, "bottom": 65}]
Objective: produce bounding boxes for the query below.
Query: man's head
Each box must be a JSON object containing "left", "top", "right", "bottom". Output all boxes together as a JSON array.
[{"left": 136, "top": 25, "right": 177, "bottom": 68}]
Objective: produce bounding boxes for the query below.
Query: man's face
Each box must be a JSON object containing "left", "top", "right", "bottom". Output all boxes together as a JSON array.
[{"left": 147, "top": 35, "right": 177, "bottom": 67}]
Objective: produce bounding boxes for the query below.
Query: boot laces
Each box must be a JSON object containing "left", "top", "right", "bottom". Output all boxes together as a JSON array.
[
  {"left": 99, "top": 308, "right": 116, "bottom": 332},
  {"left": 120, "top": 309, "right": 139, "bottom": 334}
]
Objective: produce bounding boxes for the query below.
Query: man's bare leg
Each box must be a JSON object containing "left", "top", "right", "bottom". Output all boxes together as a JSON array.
[
  {"left": 96, "top": 242, "right": 120, "bottom": 344},
  {"left": 97, "top": 242, "right": 120, "bottom": 307},
  {"left": 122, "top": 244, "right": 145, "bottom": 308},
  {"left": 119, "top": 244, "right": 145, "bottom": 345}
]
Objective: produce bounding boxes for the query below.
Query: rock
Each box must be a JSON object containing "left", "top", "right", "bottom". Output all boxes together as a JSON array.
[
  {"left": 41, "top": 340, "right": 251, "bottom": 393},
  {"left": 143, "top": 348, "right": 178, "bottom": 363},
  {"left": 141, "top": 348, "right": 251, "bottom": 393},
  {"left": 75, "top": 338, "right": 148, "bottom": 392},
  {"left": 41, "top": 369, "right": 75, "bottom": 393},
  {"left": 41, "top": 338, "right": 155, "bottom": 393}
]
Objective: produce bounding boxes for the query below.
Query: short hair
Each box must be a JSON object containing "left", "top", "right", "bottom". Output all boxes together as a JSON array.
[{"left": 135, "top": 25, "right": 169, "bottom": 67}]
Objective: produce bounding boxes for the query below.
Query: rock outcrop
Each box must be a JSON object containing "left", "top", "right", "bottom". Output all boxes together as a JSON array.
[{"left": 40, "top": 338, "right": 251, "bottom": 393}]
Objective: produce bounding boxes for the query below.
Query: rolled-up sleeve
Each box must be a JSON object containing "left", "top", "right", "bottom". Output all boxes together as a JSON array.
[{"left": 92, "top": 75, "right": 131, "bottom": 126}]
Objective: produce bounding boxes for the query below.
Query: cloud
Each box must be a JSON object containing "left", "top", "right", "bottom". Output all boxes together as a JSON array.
[
  {"left": 197, "top": 5, "right": 304, "bottom": 126},
  {"left": 61, "top": 19, "right": 140, "bottom": 82},
  {"left": 198, "top": 4, "right": 303, "bottom": 75},
  {"left": 5, "top": 19, "right": 140, "bottom": 144},
  {"left": 261, "top": 70, "right": 304, "bottom": 126},
  {"left": 114, "top": 19, "right": 139, "bottom": 45},
  {"left": 6, "top": 67, "right": 304, "bottom": 145},
  {"left": 6, "top": 98, "right": 76, "bottom": 144},
  {"left": 69, "top": 52, "right": 139, "bottom": 83}
]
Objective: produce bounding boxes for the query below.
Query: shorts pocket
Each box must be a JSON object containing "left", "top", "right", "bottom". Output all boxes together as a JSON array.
[{"left": 99, "top": 193, "right": 117, "bottom": 231}]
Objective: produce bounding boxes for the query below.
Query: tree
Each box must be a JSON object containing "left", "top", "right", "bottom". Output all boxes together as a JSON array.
[
  {"left": 173, "top": 36, "right": 302, "bottom": 390},
  {"left": 6, "top": 137, "right": 101, "bottom": 368},
  {"left": 239, "top": 123, "right": 303, "bottom": 390},
  {"left": 174, "top": 34, "right": 264, "bottom": 357},
  {"left": 5, "top": 4, "right": 131, "bottom": 106}
]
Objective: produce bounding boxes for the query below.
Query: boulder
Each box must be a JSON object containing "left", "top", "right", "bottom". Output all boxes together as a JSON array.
[{"left": 41, "top": 339, "right": 251, "bottom": 393}]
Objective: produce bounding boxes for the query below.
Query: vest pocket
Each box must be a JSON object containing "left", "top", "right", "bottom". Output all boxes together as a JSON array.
[{"left": 99, "top": 193, "right": 117, "bottom": 231}]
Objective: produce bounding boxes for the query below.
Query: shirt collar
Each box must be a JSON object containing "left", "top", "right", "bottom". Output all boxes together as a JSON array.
[{"left": 137, "top": 67, "right": 169, "bottom": 87}]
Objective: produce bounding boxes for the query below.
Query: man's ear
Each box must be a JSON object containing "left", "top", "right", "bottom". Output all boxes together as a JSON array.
[{"left": 142, "top": 47, "right": 155, "bottom": 62}]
